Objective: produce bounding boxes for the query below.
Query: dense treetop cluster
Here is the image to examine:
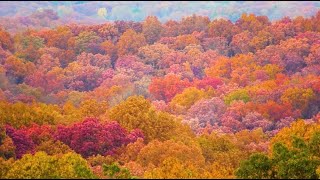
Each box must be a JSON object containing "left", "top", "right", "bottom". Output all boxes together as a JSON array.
[{"left": 0, "top": 10, "right": 320, "bottom": 179}]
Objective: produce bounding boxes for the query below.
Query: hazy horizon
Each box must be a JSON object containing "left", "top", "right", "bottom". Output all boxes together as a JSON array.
[{"left": 0, "top": 1, "right": 319, "bottom": 23}]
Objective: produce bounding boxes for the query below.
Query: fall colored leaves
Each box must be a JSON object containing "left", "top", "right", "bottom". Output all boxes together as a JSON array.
[{"left": 1, "top": 10, "right": 320, "bottom": 179}]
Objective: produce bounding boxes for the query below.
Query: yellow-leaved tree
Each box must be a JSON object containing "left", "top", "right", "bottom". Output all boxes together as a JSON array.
[
  {"left": 108, "top": 95, "right": 192, "bottom": 142},
  {"left": 4, "top": 151, "right": 96, "bottom": 179}
]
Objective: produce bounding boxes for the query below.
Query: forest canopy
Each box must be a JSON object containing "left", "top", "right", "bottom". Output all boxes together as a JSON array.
[{"left": 1, "top": 3, "right": 320, "bottom": 179}]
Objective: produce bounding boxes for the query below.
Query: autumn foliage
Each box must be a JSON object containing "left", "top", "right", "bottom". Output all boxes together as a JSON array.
[{"left": 0, "top": 8, "right": 320, "bottom": 179}]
